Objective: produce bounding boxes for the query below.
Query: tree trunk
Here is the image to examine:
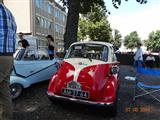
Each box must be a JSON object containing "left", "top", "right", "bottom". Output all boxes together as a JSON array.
[{"left": 64, "top": 0, "right": 80, "bottom": 51}]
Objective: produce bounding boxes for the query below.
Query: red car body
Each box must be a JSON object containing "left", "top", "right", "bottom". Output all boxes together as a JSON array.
[{"left": 47, "top": 41, "right": 119, "bottom": 113}]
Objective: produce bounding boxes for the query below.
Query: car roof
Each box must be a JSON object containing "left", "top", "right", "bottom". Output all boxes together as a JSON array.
[{"left": 71, "top": 41, "right": 113, "bottom": 47}]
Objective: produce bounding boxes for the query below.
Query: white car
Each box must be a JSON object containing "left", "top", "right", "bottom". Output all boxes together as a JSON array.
[{"left": 11, "top": 48, "right": 61, "bottom": 99}]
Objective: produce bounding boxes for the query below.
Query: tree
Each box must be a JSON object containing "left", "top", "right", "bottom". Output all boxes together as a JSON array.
[
  {"left": 61, "top": 0, "right": 148, "bottom": 51},
  {"left": 113, "top": 29, "right": 122, "bottom": 48},
  {"left": 144, "top": 30, "right": 160, "bottom": 52},
  {"left": 83, "top": 3, "right": 106, "bottom": 24},
  {"left": 124, "top": 31, "right": 141, "bottom": 51},
  {"left": 77, "top": 17, "right": 89, "bottom": 41},
  {"left": 61, "top": 0, "right": 105, "bottom": 50},
  {"left": 112, "top": 0, "right": 147, "bottom": 9},
  {"left": 78, "top": 4, "right": 112, "bottom": 42},
  {"left": 88, "top": 18, "right": 112, "bottom": 42}
]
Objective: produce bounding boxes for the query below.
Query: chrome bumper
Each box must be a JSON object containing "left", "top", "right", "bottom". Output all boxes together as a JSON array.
[{"left": 47, "top": 92, "right": 114, "bottom": 106}]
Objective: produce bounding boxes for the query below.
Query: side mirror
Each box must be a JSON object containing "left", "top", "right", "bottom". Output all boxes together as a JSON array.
[{"left": 110, "top": 66, "right": 119, "bottom": 74}]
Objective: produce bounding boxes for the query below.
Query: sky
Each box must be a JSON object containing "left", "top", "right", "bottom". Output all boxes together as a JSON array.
[
  {"left": 104, "top": 0, "right": 160, "bottom": 40},
  {"left": 55, "top": 0, "right": 160, "bottom": 40}
]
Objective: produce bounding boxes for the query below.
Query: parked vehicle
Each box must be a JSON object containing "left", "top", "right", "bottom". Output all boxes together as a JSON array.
[
  {"left": 11, "top": 48, "right": 61, "bottom": 99},
  {"left": 47, "top": 41, "right": 120, "bottom": 116}
]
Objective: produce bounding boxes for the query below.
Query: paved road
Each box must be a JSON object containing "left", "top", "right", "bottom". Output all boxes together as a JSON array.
[{"left": 13, "top": 65, "right": 160, "bottom": 120}]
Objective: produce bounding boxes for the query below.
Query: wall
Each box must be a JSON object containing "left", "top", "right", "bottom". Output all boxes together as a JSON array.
[{"left": 4, "top": 0, "right": 31, "bottom": 33}]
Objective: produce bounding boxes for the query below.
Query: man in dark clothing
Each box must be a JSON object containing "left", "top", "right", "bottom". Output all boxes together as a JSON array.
[{"left": 18, "top": 32, "right": 30, "bottom": 48}]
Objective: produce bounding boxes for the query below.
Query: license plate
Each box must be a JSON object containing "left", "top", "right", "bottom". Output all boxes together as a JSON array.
[{"left": 62, "top": 88, "right": 89, "bottom": 99}]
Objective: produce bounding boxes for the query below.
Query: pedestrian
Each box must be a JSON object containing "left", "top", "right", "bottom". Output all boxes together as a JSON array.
[
  {"left": 145, "top": 52, "right": 155, "bottom": 68},
  {"left": 18, "top": 32, "right": 29, "bottom": 49},
  {"left": 0, "top": 2, "right": 17, "bottom": 120},
  {"left": 133, "top": 43, "right": 144, "bottom": 69},
  {"left": 46, "top": 35, "right": 55, "bottom": 60}
]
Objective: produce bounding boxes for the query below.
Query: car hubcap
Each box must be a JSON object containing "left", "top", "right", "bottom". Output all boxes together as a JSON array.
[{"left": 11, "top": 85, "right": 22, "bottom": 99}]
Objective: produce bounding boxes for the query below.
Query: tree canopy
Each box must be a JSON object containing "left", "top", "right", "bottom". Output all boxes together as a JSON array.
[
  {"left": 144, "top": 30, "right": 160, "bottom": 52},
  {"left": 78, "top": 4, "right": 112, "bottom": 42},
  {"left": 112, "top": 0, "right": 147, "bottom": 9},
  {"left": 60, "top": 0, "right": 148, "bottom": 50},
  {"left": 124, "top": 31, "right": 141, "bottom": 50},
  {"left": 113, "top": 29, "right": 122, "bottom": 48}
]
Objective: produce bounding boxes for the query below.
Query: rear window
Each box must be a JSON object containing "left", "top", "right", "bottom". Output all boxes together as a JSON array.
[{"left": 65, "top": 43, "right": 109, "bottom": 62}]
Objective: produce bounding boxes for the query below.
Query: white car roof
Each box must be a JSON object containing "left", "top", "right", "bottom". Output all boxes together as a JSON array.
[{"left": 71, "top": 41, "right": 113, "bottom": 47}]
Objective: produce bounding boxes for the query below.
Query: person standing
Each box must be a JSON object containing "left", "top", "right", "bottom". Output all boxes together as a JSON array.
[
  {"left": 0, "top": 2, "right": 17, "bottom": 120},
  {"left": 18, "top": 32, "right": 29, "bottom": 49},
  {"left": 145, "top": 52, "right": 155, "bottom": 68},
  {"left": 46, "top": 35, "right": 55, "bottom": 60},
  {"left": 133, "top": 43, "right": 144, "bottom": 69}
]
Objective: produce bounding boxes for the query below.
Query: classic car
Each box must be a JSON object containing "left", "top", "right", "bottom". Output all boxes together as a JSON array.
[
  {"left": 47, "top": 41, "right": 120, "bottom": 115},
  {"left": 10, "top": 48, "right": 61, "bottom": 99}
]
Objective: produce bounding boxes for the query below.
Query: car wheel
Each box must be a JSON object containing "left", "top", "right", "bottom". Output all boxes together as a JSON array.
[{"left": 10, "top": 83, "right": 23, "bottom": 99}]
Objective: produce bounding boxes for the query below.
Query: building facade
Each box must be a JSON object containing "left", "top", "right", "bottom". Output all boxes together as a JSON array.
[{"left": 4, "top": 0, "right": 67, "bottom": 52}]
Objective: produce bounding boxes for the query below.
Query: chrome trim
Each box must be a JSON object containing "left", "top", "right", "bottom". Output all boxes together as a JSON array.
[{"left": 47, "top": 92, "right": 114, "bottom": 106}]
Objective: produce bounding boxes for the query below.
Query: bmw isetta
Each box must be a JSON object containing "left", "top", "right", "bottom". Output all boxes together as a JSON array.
[{"left": 47, "top": 41, "right": 119, "bottom": 115}]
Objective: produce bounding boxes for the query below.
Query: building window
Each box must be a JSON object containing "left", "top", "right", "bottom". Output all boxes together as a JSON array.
[
  {"left": 39, "top": 0, "right": 44, "bottom": 8},
  {"left": 63, "top": 14, "right": 66, "bottom": 22},
  {"left": 47, "top": 3, "right": 52, "bottom": 14},
  {"left": 35, "top": 0, "right": 39, "bottom": 8},
  {"left": 44, "top": 19, "right": 46, "bottom": 28},
  {"left": 35, "top": 0, "right": 44, "bottom": 9},
  {"left": 40, "top": 18, "right": 44, "bottom": 28},
  {"left": 55, "top": 8, "right": 58, "bottom": 18},
  {"left": 36, "top": 16, "right": 40, "bottom": 26},
  {"left": 55, "top": 24, "right": 58, "bottom": 32},
  {"left": 48, "top": 21, "right": 52, "bottom": 30},
  {"left": 51, "top": 23, "right": 54, "bottom": 30},
  {"left": 44, "top": 1, "right": 48, "bottom": 12}
]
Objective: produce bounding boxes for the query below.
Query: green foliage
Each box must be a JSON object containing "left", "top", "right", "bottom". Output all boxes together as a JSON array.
[
  {"left": 80, "top": 0, "right": 106, "bottom": 14},
  {"left": 112, "top": 0, "right": 147, "bottom": 9},
  {"left": 60, "top": 0, "right": 106, "bottom": 14},
  {"left": 144, "top": 30, "right": 160, "bottom": 52},
  {"left": 78, "top": 18, "right": 90, "bottom": 41},
  {"left": 78, "top": 4, "right": 112, "bottom": 42},
  {"left": 113, "top": 29, "right": 122, "bottom": 48},
  {"left": 83, "top": 4, "right": 106, "bottom": 23},
  {"left": 89, "top": 18, "right": 112, "bottom": 42},
  {"left": 124, "top": 31, "right": 141, "bottom": 50},
  {"left": 60, "top": 0, "right": 148, "bottom": 50}
]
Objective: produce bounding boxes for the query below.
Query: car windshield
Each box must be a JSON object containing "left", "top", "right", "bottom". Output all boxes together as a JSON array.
[
  {"left": 14, "top": 49, "right": 50, "bottom": 60},
  {"left": 14, "top": 49, "right": 26, "bottom": 60},
  {"left": 65, "top": 43, "right": 109, "bottom": 62}
]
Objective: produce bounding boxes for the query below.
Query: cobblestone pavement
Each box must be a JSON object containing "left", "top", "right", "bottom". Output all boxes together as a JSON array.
[{"left": 13, "top": 65, "right": 160, "bottom": 120}]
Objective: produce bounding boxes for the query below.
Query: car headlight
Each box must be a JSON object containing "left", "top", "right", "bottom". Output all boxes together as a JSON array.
[{"left": 110, "top": 66, "right": 119, "bottom": 74}]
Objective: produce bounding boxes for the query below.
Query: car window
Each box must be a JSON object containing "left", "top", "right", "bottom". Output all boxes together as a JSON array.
[
  {"left": 113, "top": 53, "right": 117, "bottom": 61},
  {"left": 65, "top": 44, "right": 109, "bottom": 62},
  {"left": 23, "top": 50, "right": 39, "bottom": 60},
  {"left": 37, "top": 49, "right": 50, "bottom": 60},
  {"left": 14, "top": 49, "right": 26, "bottom": 60},
  {"left": 111, "top": 47, "right": 117, "bottom": 62}
]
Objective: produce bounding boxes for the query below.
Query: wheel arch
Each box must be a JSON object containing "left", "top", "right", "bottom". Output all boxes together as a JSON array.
[{"left": 10, "top": 76, "right": 31, "bottom": 88}]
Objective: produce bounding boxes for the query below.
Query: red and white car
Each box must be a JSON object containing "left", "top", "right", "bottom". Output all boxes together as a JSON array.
[{"left": 47, "top": 41, "right": 120, "bottom": 115}]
